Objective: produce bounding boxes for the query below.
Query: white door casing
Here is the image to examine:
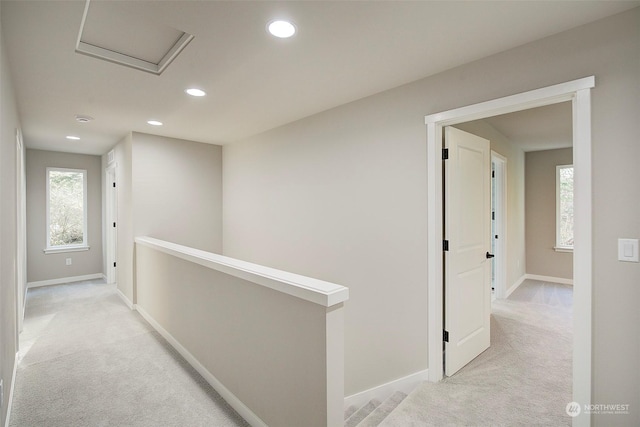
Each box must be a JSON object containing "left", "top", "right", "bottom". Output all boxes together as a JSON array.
[
  {"left": 106, "top": 166, "right": 118, "bottom": 284},
  {"left": 16, "top": 128, "right": 27, "bottom": 335},
  {"left": 426, "top": 76, "right": 594, "bottom": 427},
  {"left": 491, "top": 151, "right": 507, "bottom": 300},
  {"left": 444, "top": 127, "right": 491, "bottom": 376}
]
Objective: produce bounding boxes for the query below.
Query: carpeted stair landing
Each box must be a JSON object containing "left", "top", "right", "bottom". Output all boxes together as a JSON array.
[{"left": 344, "top": 391, "right": 408, "bottom": 427}]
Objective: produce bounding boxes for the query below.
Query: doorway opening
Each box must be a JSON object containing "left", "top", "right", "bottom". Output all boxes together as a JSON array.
[{"left": 426, "top": 76, "right": 593, "bottom": 426}]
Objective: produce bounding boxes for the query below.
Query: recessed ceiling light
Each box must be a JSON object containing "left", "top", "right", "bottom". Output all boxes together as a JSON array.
[
  {"left": 185, "top": 88, "right": 206, "bottom": 97},
  {"left": 66, "top": 136, "right": 81, "bottom": 140},
  {"left": 147, "top": 120, "right": 163, "bottom": 126},
  {"left": 268, "top": 20, "right": 296, "bottom": 38},
  {"left": 75, "top": 115, "right": 93, "bottom": 123}
]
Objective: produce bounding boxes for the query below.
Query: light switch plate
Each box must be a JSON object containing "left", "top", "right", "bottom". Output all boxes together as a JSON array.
[{"left": 618, "top": 238, "right": 639, "bottom": 262}]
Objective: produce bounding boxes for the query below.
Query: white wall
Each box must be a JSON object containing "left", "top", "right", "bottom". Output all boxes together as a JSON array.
[
  {"left": 224, "top": 99, "right": 430, "bottom": 395},
  {"left": 132, "top": 132, "right": 223, "bottom": 253},
  {"left": 25, "top": 149, "right": 103, "bottom": 283},
  {"left": 526, "top": 148, "right": 574, "bottom": 280},
  {"left": 223, "top": 8, "right": 640, "bottom": 423},
  {"left": 110, "top": 132, "right": 223, "bottom": 304},
  {"left": 0, "top": 7, "right": 19, "bottom": 424}
]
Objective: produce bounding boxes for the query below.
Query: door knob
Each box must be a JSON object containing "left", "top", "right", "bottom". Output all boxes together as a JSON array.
[{"left": 486, "top": 252, "right": 495, "bottom": 259}]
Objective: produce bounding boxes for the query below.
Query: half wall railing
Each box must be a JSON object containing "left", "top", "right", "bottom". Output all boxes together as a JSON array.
[{"left": 135, "top": 236, "right": 349, "bottom": 427}]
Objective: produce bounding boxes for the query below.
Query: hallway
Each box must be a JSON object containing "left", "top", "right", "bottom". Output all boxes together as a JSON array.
[
  {"left": 9, "top": 280, "right": 249, "bottom": 427},
  {"left": 381, "top": 280, "right": 573, "bottom": 426}
]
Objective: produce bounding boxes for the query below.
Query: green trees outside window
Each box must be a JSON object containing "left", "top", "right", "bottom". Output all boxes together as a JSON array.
[
  {"left": 47, "top": 168, "right": 87, "bottom": 248},
  {"left": 557, "top": 165, "right": 574, "bottom": 249}
]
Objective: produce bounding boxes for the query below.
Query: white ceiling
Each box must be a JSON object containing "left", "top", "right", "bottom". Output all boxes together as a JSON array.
[
  {"left": 2, "top": 1, "right": 637, "bottom": 155},
  {"left": 477, "top": 101, "right": 574, "bottom": 152}
]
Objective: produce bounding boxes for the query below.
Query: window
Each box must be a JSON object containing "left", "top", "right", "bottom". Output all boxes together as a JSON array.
[
  {"left": 46, "top": 168, "right": 89, "bottom": 253},
  {"left": 556, "top": 164, "right": 574, "bottom": 251}
]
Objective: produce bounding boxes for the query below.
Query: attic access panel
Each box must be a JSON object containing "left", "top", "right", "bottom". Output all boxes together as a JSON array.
[{"left": 75, "top": 0, "right": 193, "bottom": 75}]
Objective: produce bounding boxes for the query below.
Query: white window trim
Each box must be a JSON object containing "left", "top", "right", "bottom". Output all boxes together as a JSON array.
[
  {"left": 45, "top": 167, "right": 89, "bottom": 254},
  {"left": 43, "top": 246, "right": 90, "bottom": 255},
  {"left": 555, "top": 164, "right": 574, "bottom": 252},
  {"left": 554, "top": 247, "right": 573, "bottom": 253}
]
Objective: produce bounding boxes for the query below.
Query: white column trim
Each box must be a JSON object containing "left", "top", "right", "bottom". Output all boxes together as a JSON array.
[{"left": 571, "top": 87, "right": 593, "bottom": 427}]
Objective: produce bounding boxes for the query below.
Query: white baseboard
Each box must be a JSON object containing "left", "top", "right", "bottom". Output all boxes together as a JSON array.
[
  {"left": 506, "top": 274, "right": 573, "bottom": 299},
  {"left": 27, "top": 273, "right": 104, "bottom": 289},
  {"left": 135, "top": 305, "right": 267, "bottom": 427},
  {"left": 115, "top": 287, "right": 134, "bottom": 310},
  {"left": 505, "top": 274, "right": 527, "bottom": 299},
  {"left": 4, "top": 352, "right": 18, "bottom": 427},
  {"left": 344, "top": 369, "right": 428, "bottom": 410},
  {"left": 525, "top": 274, "right": 573, "bottom": 286}
]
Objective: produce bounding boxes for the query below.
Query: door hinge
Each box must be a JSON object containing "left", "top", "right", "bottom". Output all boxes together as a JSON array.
[
  {"left": 113, "top": 182, "right": 116, "bottom": 188},
  {"left": 113, "top": 262, "right": 116, "bottom": 267},
  {"left": 443, "top": 240, "right": 449, "bottom": 251},
  {"left": 113, "top": 222, "right": 116, "bottom": 228},
  {"left": 492, "top": 170, "right": 495, "bottom": 178},
  {"left": 492, "top": 212, "right": 495, "bottom": 220},
  {"left": 442, "top": 148, "right": 449, "bottom": 160},
  {"left": 443, "top": 330, "right": 449, "bottom": 342}
]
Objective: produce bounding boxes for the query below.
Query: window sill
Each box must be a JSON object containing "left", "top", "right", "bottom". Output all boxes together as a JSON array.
[
  {"left": 554, "top": 246, "right": 573, "bottom": 253},
  {"left": 44, "top": 246, "right": 90, "bottom": 254}
]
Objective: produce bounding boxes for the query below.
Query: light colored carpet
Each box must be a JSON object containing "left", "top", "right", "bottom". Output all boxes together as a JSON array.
[
  {"left": 381, "top": 280, "right": 573, "bottom": 427},
  {"left": 10, "top": 280, "right": 249, "bottom": 427},
  {"left": 358, "top": 391, "right": 408, "bottom": 427}
]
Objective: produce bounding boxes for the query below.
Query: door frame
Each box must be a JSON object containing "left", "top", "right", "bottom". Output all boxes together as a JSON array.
[
  {"left": 16, "top": 128, "right": 27, "bottom": 335},
  {"left": 105, "top": 164, "right": 118, "bottom": 284},
  {"left": 425, "top": 76, "right": 593, "bottom": 427},
  {"left": 491, "top": 151, "right": 507, "bottom": 300}
]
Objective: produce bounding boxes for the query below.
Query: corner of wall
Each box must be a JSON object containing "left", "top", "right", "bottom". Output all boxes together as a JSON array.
[
  {"left": 0, "top": 12, "right": 21, "bottom": 425},
  {"left": 3, "top": 352, "right": 18, "bottom": 427}
]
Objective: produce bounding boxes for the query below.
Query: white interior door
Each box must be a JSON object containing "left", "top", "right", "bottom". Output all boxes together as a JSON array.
[{"left": 444, "top": 126, "right": 491, "bottom": 376}]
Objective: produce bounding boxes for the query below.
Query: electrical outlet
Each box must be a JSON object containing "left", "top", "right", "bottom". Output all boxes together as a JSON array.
[{"left": 66, "top": 258, "right": 72, "bottom": 266}]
